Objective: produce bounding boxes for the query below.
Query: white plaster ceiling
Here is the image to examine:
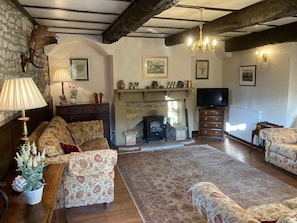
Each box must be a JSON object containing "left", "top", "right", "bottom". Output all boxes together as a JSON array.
[{"left": 16, "top": 0, "right": 297, "bottom": 41}]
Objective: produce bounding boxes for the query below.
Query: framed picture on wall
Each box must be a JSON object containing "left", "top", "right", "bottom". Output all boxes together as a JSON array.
[
  {"left": 196, "top": 60, "right": 209, "bottom": 79},
  {"left": 143, "top": 56, "right": 168, "bottom": 78},
  {"left": 70, "top": 58, "right": 89, "bottom": 81},
  {"left": 240, "top": 65, "right": 256, "bottom": 86}
]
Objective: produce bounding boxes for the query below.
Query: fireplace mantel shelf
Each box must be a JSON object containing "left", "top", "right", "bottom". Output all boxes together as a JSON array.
[{"left": 115, "top": 88, "right": 193, "bottom": 100}]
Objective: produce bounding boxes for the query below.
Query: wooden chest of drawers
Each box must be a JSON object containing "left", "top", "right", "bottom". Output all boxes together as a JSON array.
[
  {"left": 199, "top": 108, "right": 225, "bottom": 141},
  {"left": 56, "top": 103, "right": 110, "bottom": 142}
]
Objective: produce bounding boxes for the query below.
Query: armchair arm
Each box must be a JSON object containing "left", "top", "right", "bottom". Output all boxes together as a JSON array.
[
  {"left": 188, "top": 182, "right": 260, "bottom": 223},
  {"left": 44, "top": 154, "right": 71, "bottom": 165},
  {"left": 68, "top": 149, "right": 117, "bottom": 176},
  {"left": 259, "top": 128, "right": 297, "bottom": 145}
]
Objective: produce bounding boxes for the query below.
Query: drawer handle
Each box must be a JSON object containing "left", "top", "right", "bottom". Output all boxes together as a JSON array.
[
  {"left": 67, "top": 109, "right": 72, "bottom": 112},
  {"left": 95, "top": 107, "right": 99, "bottom": 111}
]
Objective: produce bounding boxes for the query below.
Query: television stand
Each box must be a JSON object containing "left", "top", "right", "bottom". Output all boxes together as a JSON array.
[{"left": 198, "top": 107, "right": 225, "bottom": 141}]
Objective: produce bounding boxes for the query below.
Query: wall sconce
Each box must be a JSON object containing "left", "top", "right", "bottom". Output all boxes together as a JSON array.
[{"left": 256, "top": 50, "right": 268, "bottom": 63}]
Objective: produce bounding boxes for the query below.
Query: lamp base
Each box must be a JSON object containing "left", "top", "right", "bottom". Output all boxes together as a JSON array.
[
  {"left": 59, "top": 95, "right": 68, "bottom": 105},
  {"left": 18, "top": 110, "right": 30, "bottom": 143}
]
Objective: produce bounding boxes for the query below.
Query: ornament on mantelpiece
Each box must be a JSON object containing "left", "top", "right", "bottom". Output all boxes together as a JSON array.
[{"left": 117, "top": 80, "right": 125, "bottom": 89}]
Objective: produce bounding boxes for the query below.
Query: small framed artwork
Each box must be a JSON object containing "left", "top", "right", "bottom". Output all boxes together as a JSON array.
[
  {"left": 70, "top": 58, "right": 89, "bottom": 81},
  {"left": 240, "top": 65, "right": 256, "bottom": 86},
  {"left": 196, "top": 60, "right": 209, "bottom": 79},
  {"left": 143, "top": 56, "right": 168, "bottom": 78}
]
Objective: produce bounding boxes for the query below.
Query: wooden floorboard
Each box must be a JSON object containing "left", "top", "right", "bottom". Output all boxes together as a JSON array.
[{"left": 60, "top": 135, "right": 297, "bottom": 223}]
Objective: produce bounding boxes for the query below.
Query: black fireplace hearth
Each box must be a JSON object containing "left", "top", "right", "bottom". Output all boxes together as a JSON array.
[{"left": 143, "top": 116, "right": 167, "bottom": 143}]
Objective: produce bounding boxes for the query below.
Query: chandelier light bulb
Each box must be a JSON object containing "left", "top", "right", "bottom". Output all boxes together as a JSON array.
[
  {"left": 187, "top": 37, "right": 193, "bottom": 46},
  {"left": 187, "top": 8, "right": 217, "bottom": 53}
]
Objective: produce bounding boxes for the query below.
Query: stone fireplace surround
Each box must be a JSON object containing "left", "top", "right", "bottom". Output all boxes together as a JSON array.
[{"left": 114, "top": 88, "right": 192, "bottom": 146}]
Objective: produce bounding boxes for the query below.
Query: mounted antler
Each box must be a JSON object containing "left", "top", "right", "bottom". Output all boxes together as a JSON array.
[{"left": 21, "top": 25, "right": 57, "bottom": 72}]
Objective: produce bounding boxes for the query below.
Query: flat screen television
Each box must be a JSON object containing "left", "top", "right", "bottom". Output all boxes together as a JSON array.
[{"left": 197, "top": 88, "right": 229, "bottom": 108}]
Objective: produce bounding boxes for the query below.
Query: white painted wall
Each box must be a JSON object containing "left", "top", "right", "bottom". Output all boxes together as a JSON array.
[
  {"left": 47, "top": 35, "right": 297, "bottom": 145},
  {"left": 223, "top": 42, "right": 297, "bottom": 143},
  {"left": 47, "top": 38, "right": 113, "bottom": 108},
  {"left": 47, "top": 36, "right": 224, "bottom": 144}
]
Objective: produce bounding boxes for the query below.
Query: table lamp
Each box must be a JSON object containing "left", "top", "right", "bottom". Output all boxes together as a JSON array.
[
  {"left": 0, "top": 77, "right": 47, "bottom": 142},
  {"left": 52, "top": 69, "right": 72, "bottom": 104}
]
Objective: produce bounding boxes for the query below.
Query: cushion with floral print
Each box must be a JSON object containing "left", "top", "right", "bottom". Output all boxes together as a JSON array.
[
  {"left": 276, "top": 209, "right": 297, "bottom": 223},
  {"left": 67, "top": 122, "right": 89, "bottom": 146},
  {"left": 282, "top": 197, "right": 297, "bottom": 209},
  {"left": 247, "top": 203, "right": 291, "bottom": 222}
]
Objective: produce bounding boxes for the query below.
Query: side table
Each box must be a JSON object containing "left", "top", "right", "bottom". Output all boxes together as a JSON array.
[{"left": 0, "top": 163, "right": 64, "bottom": 223}]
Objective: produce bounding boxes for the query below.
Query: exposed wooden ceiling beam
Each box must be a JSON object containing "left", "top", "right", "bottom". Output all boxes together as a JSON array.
[
  {"left": 103, "top": 0, "right": 179, "bottom": 44},
  {"left": 225, "top": 22, "right": 297, "bottom": 52},
  {"left": 165, "top": 0, "right": 297, "bottom": 47}
]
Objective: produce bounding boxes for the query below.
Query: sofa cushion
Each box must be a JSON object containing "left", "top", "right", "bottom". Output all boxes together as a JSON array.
[
  {"left": 60, "top": 143, "right": 80, "bottom": 154},
  {"left": 80, "top": 138, "right": 110, "bottom": 151},
  {"left": 282, "top": 197, "right": 297, "bottom": 209},
  {"left": 67, "top": 120, "right": 105, "bottom": 146},
  {"left": 246, "top": 203, "right": 291, "bottom": 222},
  {"left": 67, "top": 122, "right": 89, "bottom": 146},
  {"left": 83, "top": 120, "right": 104, "bottom": 139},
  {"left": 270, "top": 144, "right": 297, "bottom": 161},
  {"left": 276, "top": 209, "right": 297, "bottom": 223},
  {"left": 38, "top": 116, "right": 75, "bottom": 157}
]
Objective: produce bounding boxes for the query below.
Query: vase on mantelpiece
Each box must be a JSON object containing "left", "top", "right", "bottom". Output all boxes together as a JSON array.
[{"left": 118, "top": 80, "right": 125, "bottom": 89}]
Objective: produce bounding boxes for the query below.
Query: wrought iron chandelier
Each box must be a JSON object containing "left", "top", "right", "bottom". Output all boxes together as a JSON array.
[{"left": 187, "top": 8, "right": 217, "bottom": 53}]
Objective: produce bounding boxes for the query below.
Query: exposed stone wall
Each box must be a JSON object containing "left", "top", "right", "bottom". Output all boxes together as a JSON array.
[{"left": 0, "top": 0, "right": 51, "bottom": 122}]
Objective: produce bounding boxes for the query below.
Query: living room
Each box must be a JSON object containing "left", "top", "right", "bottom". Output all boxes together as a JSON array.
[{"left": 1, "top": 0, "right": 297, "bottom": 222}]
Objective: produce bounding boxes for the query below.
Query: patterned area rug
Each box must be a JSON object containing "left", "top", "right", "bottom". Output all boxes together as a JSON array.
[{"left": 117, "top": 145, "right": 297, "bottom": 223}]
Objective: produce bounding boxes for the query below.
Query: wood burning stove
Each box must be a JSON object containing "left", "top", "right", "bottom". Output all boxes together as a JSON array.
[{"left": 143, "top": 116, "right": 167, "bottom": 143}]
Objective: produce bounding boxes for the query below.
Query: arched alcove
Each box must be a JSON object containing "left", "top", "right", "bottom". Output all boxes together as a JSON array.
[{"left": 47, "top": 37, "right": 114, "bottom": 113}]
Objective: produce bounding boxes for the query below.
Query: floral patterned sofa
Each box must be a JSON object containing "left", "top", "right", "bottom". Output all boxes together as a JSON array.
[
  {"left": 189, "top": 182, "right": 297, "bottom": 223},
  {"left": 259, "top": 128, "right": 297, "bottom": 175},
  {"left": 29, "top": 116, "right": 118, "bottom": 208}
]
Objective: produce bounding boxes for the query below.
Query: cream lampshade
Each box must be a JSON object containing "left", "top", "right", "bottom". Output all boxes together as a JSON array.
[
  {"left": 52, "top": 69, "right": 72, "bottom": 95},
  {"left": 52, "top": 69, "right": 72, "bottom": 104},
  {"left": 0, "top": 77, "right": 47, "bottom": 142}
]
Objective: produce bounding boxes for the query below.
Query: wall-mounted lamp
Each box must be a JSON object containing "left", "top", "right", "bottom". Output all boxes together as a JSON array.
[{"left": 256, "top": 50, "right": 268, "bottom": 63}]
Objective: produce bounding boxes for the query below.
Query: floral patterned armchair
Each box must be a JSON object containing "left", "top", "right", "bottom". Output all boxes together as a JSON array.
[
  {"left": 64, "top": 149, "right": 117, "bottom": 208},
  {"left": 259, "top": 128, "right": 297, "bottom": 175},
  {"left": 30, "top": 116, "right": 118, "bottom": 208},
  {"left": 189, "top": 182, "right": 297, "bottom": 223}
]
